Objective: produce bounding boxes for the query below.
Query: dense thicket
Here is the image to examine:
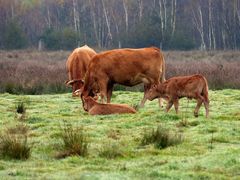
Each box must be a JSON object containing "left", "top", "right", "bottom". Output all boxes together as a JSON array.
[{"left": 0, "top": 0, "right": 240, "bottom": 50}]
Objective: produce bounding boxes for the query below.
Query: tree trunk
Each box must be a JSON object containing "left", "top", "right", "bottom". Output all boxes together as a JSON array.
[{"left": 122, "top": 0, "right": 128, "bottom": 33}]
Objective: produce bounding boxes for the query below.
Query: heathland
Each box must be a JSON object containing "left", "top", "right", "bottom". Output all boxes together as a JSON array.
[{"left": 0, "top": 50, "right": 239, "bottom": 179}]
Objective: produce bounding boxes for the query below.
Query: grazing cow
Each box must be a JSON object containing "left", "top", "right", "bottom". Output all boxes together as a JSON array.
[
  {"left": 81, "top": 47, "right": 165, "bottom": 109},
  {"left": 83, "top": 96, "right": 136, "bottom": 115},
  {"left": 65, "top": 45, "right": 97, "bottom": 97},
  {"left": 145, "top": 74, "right": 209, "bottom": 118}
]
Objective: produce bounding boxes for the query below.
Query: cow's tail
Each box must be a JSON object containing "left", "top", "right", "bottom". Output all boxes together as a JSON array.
[{"left": 160, "top": 53, "right": 166, "bottom": 83}]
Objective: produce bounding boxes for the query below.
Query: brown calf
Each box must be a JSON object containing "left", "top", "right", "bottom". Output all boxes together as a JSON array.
[
  {"left": 83, "top": 96, "right": 136, "bottom": 115},
  {"left": 145, "top": 74, "right": 209, "bottom": 118}
]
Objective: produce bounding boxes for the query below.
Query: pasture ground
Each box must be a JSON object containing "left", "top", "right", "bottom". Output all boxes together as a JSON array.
[{"left": 0, "top": 90, "right": 239, "bottom": 179}]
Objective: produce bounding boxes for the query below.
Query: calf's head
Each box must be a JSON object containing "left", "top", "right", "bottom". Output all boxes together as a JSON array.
[
  {"left": 145, "top": 84, "right": 160, "bottom": 101},
  {"left": 82, "top": 96, "right": 97, "bottom": 112}
]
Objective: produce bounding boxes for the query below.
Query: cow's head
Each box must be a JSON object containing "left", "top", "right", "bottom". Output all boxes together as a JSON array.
[
  {"left": 65, "top": 79, "right": 84, "bottom": 97},
  {"left": 145, "top": 84, "right": 160, "bottom": 101}
]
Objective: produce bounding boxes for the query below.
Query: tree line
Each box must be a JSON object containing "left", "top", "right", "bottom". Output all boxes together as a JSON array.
[{"left": 0, "top": 0, "right": 239, "bottom": 50}]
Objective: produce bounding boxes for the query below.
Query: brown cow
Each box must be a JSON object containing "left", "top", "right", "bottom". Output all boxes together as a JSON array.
[
  {"left": 145, "top": 74, "right": 209, "bottom": 118},
  {"left": 81, "top": 47, "right": 165, "bottom": 109},
  {"left": 65, "top": 45, "right": 97, "bottom": 97},
  {"left": 83, "top": 96, "right": 136, "bottom": 115}
]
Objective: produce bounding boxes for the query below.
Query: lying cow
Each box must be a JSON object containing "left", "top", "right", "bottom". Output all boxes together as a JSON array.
[
  {"left": 81, "top": 47, "right": 165, "bottom": 109},
  {"left": 145, "top": 74, "right": 209, "bottom": 118},
  {"left": 65, "top": 45, "right": 97, "bottom": 97},
  {"left": 83, "top": 96, "right": 136, "bottom": 115}
]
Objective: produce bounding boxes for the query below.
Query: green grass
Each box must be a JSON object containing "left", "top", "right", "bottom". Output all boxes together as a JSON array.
[{"left": 0, "top": 90, "right": 239, "bottom": 179}]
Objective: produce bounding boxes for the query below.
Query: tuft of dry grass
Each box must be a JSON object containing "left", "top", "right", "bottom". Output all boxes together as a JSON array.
[
  {"left": 55, "top": 123, "right": 89, "bottom": 159},
  {"left": 0, "top": 125, "right": 31, "bottom": 160},
  {"left": 99, "top": 141, "right": 125, "bottom": 159},
  {"left": 141, "top": 125, "right": 183, "bottom": 149}
]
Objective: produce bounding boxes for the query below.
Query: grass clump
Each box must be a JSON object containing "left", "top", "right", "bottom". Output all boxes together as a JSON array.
[
  {"left": 56, "top": 123, "right": 89, "bottom": 159},
  {"left": 16, "top": 102, "right": 26, "bottom": 114},
  {"left": 0, "top": 125, "right": 31, "bottom": 160},
  {"left": 141, "top": 125, "right": 183, "bottom": 149},
  {"left": 99, "top": 141, "right": 125, "bottom": 159}
]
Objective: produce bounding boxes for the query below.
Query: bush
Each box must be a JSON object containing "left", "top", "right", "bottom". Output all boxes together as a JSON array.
[
  {"left": 141, "top": 125, "right": 183, "bottom": 149},
  {"left": 0, "top": 125, "right": 31, "bottom": 160},
  {"left": 42, "top": 28, "right": 79, "bottom": 50},
  {"left": 55, "top": 123, "right": 89, "bottom": 158},
  {"left": 3, "top": 20, "right": 27, "bottom": 49}
]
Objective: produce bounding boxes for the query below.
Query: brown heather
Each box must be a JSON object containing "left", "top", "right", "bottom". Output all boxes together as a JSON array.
[{"left": 0, "top": 50, "right": 239, "bottom": 94}]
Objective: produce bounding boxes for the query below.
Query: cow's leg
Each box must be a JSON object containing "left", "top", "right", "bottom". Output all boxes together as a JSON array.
[
  {"left": 99, "top": 82, "right": 108, "bottom": 103},
  {"left": 194, "top": 98, "right": 203, "bottom": 117},
  {"left": 166, "top": 100, "right": 173, "bottom": 113},
  {"left": 173, "top": 99, "right": 179, "bottom": 114},
  {"left": 107, "top": 83, "right": 114, "bottom": 103},
  {"left": 140, "top": 84, "right": 151, "bottom": 108}
]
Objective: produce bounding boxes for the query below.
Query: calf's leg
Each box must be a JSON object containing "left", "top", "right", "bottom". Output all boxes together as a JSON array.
[
  {"left": 203, "top": 99, "right": 209, "bottom": 118},
  {"left": 158, "top": 98, "right": 164, "bottom": 108},
  {"left": 166, "top": 100, "right": 174, "bottom": 113},
  {"left": 173, "top": 99, "right": 179, "bottom": 114},
  {"left": 194, "top": 98, "right": 203, "bottom": 117}
]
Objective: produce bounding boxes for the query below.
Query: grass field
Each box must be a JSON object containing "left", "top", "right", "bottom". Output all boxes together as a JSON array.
[{"left": 0, "top": 89, "right": 239, "bottom": 179}]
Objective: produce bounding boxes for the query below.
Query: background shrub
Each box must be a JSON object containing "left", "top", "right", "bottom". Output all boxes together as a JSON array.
[{"left": 0, "top": 50, "right": 239, "bottom": 95}]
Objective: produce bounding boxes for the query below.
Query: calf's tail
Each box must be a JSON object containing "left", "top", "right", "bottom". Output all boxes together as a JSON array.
[{"left": 202, "top": 76, "right": 209, "bottom": 103}]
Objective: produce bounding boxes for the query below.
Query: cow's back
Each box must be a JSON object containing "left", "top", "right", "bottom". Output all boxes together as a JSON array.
[
  {"left": 89, "top": 103, "right": 136, "bottom": 115},
  {"left": 86, "top": 47, "right": 164, "bottom": 86},
  {"left": 166, "top": 74, "right": 208, "bottom": 97},
  {"left": 66, "top": 45, "right": 97, "bottom": 80}
]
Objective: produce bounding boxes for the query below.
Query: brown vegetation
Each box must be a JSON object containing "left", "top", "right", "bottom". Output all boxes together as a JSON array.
[{"left": 0, "top": 50, "right": 239, "bottom": 94}]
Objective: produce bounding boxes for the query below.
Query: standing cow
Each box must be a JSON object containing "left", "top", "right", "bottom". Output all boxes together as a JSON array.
[
  {"left": 65, "top": 45, "right": 96, "bottom": 97},
  {"left": 81, "top": 47, "right": 165, "bottom": 109},
  {"left": 145, "top": 74, "right": 209, "bottom": 118}
]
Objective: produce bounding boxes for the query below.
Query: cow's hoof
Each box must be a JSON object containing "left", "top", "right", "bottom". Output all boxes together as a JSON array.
[{"left": 194, "top": 112, "right": 198, "bottom": 117}]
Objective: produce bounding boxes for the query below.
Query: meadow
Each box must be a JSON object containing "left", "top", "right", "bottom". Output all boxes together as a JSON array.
[{"left": 0, "top": 89, "right": 239, "bottom": 179}]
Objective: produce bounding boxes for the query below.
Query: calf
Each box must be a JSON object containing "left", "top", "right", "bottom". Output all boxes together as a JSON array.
[
  {"left": 83, "top": 96, "right": 136, "bottom": 115},
  {"left": 145, "top": 74, "right": 209, "bottom": 118}
]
